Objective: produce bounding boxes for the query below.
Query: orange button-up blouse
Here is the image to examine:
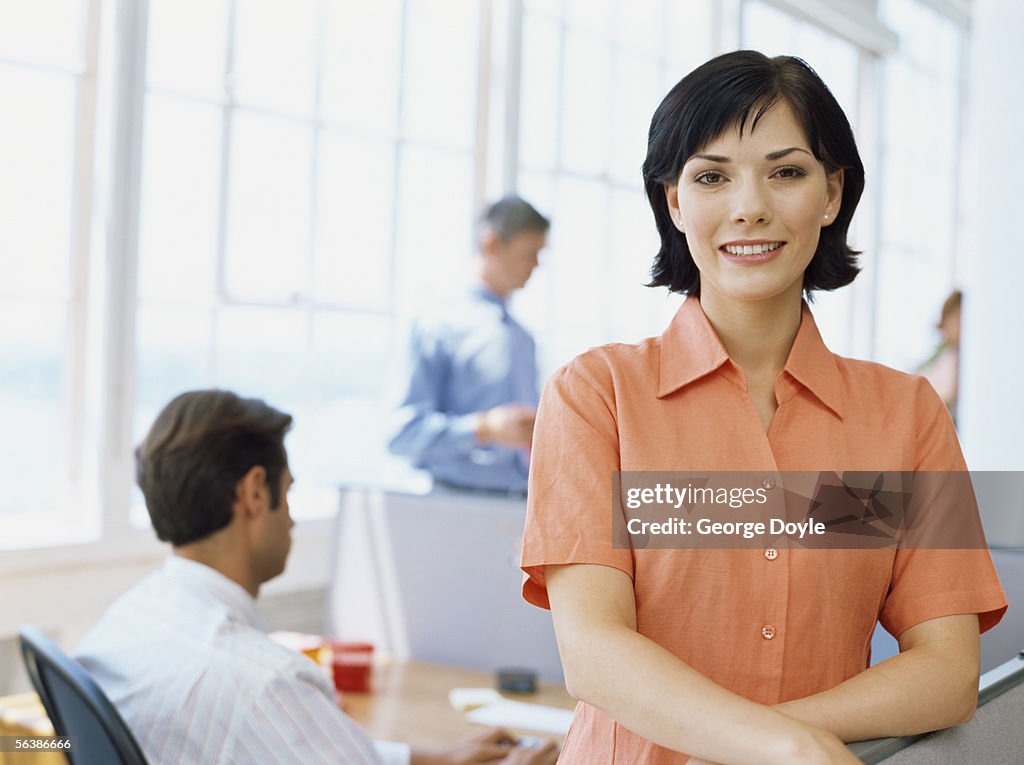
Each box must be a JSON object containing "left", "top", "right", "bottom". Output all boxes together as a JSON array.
[{"left": 521, "top": 298, "right": 1006, "bottom": 764}]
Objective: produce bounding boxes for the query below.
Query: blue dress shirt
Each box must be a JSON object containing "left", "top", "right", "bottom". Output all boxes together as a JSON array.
[{"left": 388, "top": 285, "right": 538, "bottom": 492}]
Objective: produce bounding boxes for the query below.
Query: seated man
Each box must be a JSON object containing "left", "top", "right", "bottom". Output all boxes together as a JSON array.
[
  {"left": 76, "top": 389, "right": 556, "bottom": 765},
  {"left": 388, "top": 196, "right": 549, "bottom": 494}
]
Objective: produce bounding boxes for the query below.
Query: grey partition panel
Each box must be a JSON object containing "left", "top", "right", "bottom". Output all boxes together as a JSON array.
[
  {"left": 983, "top": 548, "right": 1024, "bottom": 673},
  {"left": 849, "top": 655, "right": 1024, "bottom": 763},
  {"left": 329, "top": 486, "right": 564, "bottom": 681}
]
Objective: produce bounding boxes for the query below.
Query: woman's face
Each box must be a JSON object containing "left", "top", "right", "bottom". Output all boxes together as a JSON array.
[{"left": 665, "top": 100, "right": 843, "bottom": 307}]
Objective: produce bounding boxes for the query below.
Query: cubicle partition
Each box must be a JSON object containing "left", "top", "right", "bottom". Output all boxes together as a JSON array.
[
  {"left": 328, "top": 486, "right": 564, "bottom": 681},
  {"left": 849, "top": 652, "right": 1024, "bottom": 763},
  {"left": 853, "top": 547, "right": 1024, "bottom": 762}
]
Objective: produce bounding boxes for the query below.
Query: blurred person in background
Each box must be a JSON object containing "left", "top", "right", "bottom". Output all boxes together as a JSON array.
[
  {"left": 76, "top": 389, "right": 556, "bottom": 765},
  {"left": 388, "top": 196, "right": 550, "bottom": 495},
  {"left": 917, "top": 289, "right": 962, "bottom": 419}
]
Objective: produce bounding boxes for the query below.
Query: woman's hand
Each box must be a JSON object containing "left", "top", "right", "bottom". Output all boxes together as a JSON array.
[
  {"left": 686, "top": 724, "right": 858, "bottom": 764},
  {"left": 411, "top": 728, "right": 558, "bottom": 765},
  {"left": 787, "top": 725, "right": 862, "bottom": 764},
  {"left": 496, "top": 739, "right": 559, "bottom": 764}
]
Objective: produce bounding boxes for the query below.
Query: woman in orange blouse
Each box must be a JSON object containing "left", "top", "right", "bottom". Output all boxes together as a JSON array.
[{"left": 521, "top": 51, "right": 1006, "bottom": 764}]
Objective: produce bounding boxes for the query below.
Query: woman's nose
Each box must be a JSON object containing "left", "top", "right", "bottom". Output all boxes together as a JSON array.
[{"left": 731, "top": 181, "right": 771, "bottom": 225}]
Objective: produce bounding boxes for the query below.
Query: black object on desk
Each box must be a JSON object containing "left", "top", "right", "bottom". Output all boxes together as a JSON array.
[{"left": 497, "top": 667, "right": 538, "bottom": 694}]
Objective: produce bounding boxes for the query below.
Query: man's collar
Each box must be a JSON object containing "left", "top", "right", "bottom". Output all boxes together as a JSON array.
[
  {"left": 471, "top": 282, "right": 507, "bottom": 307},
  {"left": 657, "top": 297, "right": 845, "bottom": 419},
  {"left": 163, "top": 555, "right": 265, "bottom": 631}
]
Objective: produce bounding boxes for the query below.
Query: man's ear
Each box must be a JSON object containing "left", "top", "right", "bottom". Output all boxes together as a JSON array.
[
  {"left": 479, "top": 230, "right": 501, "bottom": 256},
  {"left": 664, "top": 183, "right": 684, "bottom": 232},
  {"left": 234, "top": 465, "right": 268, "bottom": 519}
]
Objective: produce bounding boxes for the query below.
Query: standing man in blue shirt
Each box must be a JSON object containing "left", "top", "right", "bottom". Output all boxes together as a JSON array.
[{"left": 388, "top": 195, "right": 550, "bottom": 494}]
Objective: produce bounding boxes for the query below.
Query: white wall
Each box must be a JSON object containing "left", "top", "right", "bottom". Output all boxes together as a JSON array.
[{"left": 959, "top": 0, "right": 1024, "bottom": 475}]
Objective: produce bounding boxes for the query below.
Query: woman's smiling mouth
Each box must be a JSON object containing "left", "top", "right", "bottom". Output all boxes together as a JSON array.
[{"left": 719, "top": 240, "right": 786, "bottom": 264}]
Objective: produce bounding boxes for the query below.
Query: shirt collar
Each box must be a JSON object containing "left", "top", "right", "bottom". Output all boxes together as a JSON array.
[
  {"left": 163, "top": 555, "right": 265, "bottom": 631},
  {"left": 657, "top": 297, "right": 844, "bottom": 419},
  {"left": 784, "top": 303, "right": 845, "bottom": 419},
  {"left": 471, "top": 283, "right": 507, "bottom": 309},
  {"left": 658, "top": 297, "right": 730, "bottom": 397}
]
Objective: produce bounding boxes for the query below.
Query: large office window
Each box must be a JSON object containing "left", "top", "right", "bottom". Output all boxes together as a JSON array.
[
  {"left": 0, "top": 0, "right": 98, "bottom": 544},
  {"left": 513, "top": 0, "right": 714, "bottom": 375},
  {"left": 873, "top": 0, "right": 965, "bottom": 371},
  {"left": 134, "top": 0, "right": 483, "bottom": 513}
]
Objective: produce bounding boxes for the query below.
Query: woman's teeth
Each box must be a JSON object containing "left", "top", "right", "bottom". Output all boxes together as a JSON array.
[{"left": 723, "top": 242, "right": 783, "bottom": 255}]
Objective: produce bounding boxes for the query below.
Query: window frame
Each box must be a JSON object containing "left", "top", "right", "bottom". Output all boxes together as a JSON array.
[{"left": 0, "top": 0, "right": 106, "bottom": 552}]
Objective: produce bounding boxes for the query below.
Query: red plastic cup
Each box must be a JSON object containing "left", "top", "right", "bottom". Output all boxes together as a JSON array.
[{"left": 329, "top": 641, "right": 374, "bottom": 693}]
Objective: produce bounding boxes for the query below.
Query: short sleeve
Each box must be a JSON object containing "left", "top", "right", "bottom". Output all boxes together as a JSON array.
[
  {"left": 521, "top": 357, "right": 634, "bottom": 609},
  {"left": 879, "top": 380, "right": 1007, "bottom": 638}
]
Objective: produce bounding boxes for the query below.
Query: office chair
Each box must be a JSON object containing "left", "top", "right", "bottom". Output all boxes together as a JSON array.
[{"left": 19, "top": 625, "right": 149, "bottom": 765}]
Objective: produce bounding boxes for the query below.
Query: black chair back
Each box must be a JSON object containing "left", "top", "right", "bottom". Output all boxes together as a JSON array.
[{"left": 19, "top": 625, "right": 149, "bottom": 765}]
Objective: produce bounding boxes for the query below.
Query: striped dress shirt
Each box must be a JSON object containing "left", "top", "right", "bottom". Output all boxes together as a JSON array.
[{"left": 76, "top": 555, "right": 408, "bottom": 765}]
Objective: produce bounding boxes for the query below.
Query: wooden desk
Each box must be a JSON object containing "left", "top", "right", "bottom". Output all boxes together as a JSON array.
[
  {"left": 0, "top": 661, "right": 575, "bottom": 758},
  {"left": 344, "top": 660, "right": 576, "bottom": 747},
  {"left": 0, "top": 693, "right": 62, "bottom": 765}
]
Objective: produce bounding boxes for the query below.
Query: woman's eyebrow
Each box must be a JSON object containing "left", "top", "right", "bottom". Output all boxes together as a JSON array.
[
  {"left": 691, "top": 153, "right": 730, "bottom": 163},
  {"left": 689, "top": 147, "right": 813, "bottom": 163},
  {"left": 765, "top": 147, "right": 813, "bottom": 160}
]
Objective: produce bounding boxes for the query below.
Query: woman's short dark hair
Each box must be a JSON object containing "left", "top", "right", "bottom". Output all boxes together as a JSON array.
[
  {"left": 642, "top": 50, "right": 865, "bottom": 296},
  {"left": 135, "top": 389, "right": 293, "bottom": 546}
]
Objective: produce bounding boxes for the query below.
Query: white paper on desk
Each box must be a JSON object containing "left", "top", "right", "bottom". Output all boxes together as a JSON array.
[{"left": 465, "top": 699, "right": 574, "bottom": 735}]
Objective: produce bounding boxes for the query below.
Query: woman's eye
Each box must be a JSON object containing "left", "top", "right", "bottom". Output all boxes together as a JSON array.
[
  {"left": 774, "top": 166, "right": 807, "bottom": 179},
  {"left": 695, "top": 170, "right": 725, "bottom": 185}
]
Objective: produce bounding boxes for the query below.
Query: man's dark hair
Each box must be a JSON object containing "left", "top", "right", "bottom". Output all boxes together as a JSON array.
[
  {"left": 135, "top": 390, "right": 293, "bottom": 546},
  {"left": 642, "top": 50, "right": 865, "bottom": 296},
  {"left": 479, "top": 195, "right": 550, "bottom": 242}
]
